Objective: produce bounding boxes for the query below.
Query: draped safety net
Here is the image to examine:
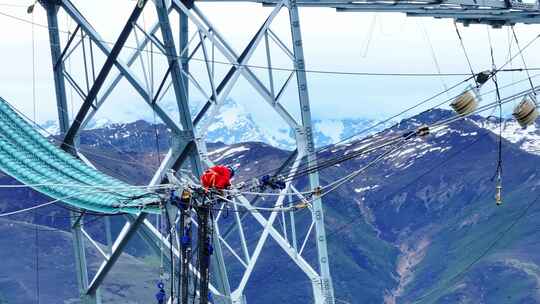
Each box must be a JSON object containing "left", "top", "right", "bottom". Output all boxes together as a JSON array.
[{"left": 0, "top": 96, "right": 160, "bottom": 214}]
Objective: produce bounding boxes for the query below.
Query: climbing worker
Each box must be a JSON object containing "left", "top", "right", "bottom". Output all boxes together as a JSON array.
[{"left": 200, "top": 165, "right": 235, "bottom": 191}]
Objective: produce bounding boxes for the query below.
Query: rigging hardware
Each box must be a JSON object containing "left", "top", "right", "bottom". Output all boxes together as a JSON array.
[
  {"left": 155, "top": 281, "right": 166, "bottom": 304},
  {"left": 495, "top": 172, "right": 503, "bottom": 206},
  {"left": 451, "top": 86, "right": 480, "bottom": 116},
  {"left": 513, "top": 95, "right": 539, "bottom": 128}
]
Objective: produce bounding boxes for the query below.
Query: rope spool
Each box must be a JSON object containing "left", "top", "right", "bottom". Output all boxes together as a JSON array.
[
  {"left": 451, "top": 88, "right": 479, "bottom": 115},
  {"left": 512, "top": 96, "right": 539, "bottom": 128}
]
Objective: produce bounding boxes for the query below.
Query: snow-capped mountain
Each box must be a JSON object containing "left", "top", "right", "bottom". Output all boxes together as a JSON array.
[
  {"left": 470, "top": 116, "right": 540, "bottom": 155},
  {"left": 197, "top": 100, "right": 540, "bottom": 153},
  {"left": 199, "top": 99, "right": 392, "bottom": 148},
  {"left": 198, "top": 99, "right": 295, "bottom": 148},
  {"left": 39, "top": 99, "right": 540, "bottom": 155},
  {"left": 40, "top": 99, "right": 391, "bottom": 149},
  {"left": 40, "top": 117, "right": 113, "bottom": 136},
  {"left": 9, "top": 107, "right": 540, "bottom": 304}
]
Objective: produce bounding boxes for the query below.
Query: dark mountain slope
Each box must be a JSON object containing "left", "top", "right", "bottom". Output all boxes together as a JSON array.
[
  {"left": 1, "top": 109, "right": 540, "bottom": 303},
  {"left": 0, "top": 219, "right": 159, "bottom": 304}
]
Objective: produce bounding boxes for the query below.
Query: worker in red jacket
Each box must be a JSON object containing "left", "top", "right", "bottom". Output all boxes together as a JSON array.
[{"left": 201, "top": 165, "right": 235, "bottom": 191}]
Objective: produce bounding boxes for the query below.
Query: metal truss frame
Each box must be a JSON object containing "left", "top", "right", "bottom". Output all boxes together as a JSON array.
[
  {"left": 38, "top": 0, "right": 540, "bottom": 303},
  {"left": 39, "top": 0, "right": 335, "bottom": 303},
  {"left": 203, "top": 0, "right": 540, "bottom": 27}
]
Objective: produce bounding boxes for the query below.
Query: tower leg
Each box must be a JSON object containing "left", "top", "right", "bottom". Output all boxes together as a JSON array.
[
  {"left": 71, "top": 216, "right": 98, "bottom": 304},
  {"left": 154, "top": 1, "right": 231, "bottom": 302},
  {"left": 42, "top": 2, "right": 99, "bottom": 303},
  {"left": 286, "top": 1, "right": 335, "bottom": 303},
  {"left": 42, "top": 0, "right": 70, "bottom": 135}
]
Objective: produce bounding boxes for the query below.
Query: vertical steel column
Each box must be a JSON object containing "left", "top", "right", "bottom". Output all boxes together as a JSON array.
[
  {"left": 179, "top": 15, "right": 191, "bottom": 303},
  {"left": 155, "top": 1, "right": 190, "bottom": 127},
  {"left": 104, "top": 217, "right": 113, "bottom": 254},
  {"left": 286, "top": 1, "right": 335, "bottom": 303},
  {"left": 154, "top": 1, "right": 232, "bottom": 302},
  {"left": 197, "top": 206, "right": 211, "bottom": 304},
  {"left": 61, "top": 0, "right": 149, "bottom": 149},
  {"left": 155, "top": 0, "right": 200, "bottom": 172},
  {"left": 72, "top": 217, "right": 99, "bottom": 304},
  {"left": 41, "top": 2, "right": 98, "bottom": 303},
  {"left": 42, "top": 1, "right": 70, "bottom": 134},
  {"left": 180, "top": 8, "right": 189, "bottom": 98}
]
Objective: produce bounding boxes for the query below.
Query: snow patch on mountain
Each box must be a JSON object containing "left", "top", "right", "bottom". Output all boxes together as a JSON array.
[
  {"left": 355, "top": 185, "right": 380, "bottom": 193},
  {"left": 40, "top": 120, "right": 60, "bottom": 136},
  {"left": 202, "top": 101, "right": 271, "bottom": 145},
  {"left": 315, "top": 120, "right": 345, "bottom": 143},
  {"left": 472, "top": 118, "right": 540, "bottom": 155},
  {"left": 210, "top": 146, "right": 250, "bottom": 162},
  {"left": 266, "top": 127, "right": 296, "bottom": 148}
]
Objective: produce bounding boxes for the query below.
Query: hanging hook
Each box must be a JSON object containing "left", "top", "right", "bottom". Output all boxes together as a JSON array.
[{"left": 495, "top": 170, "right": 502, "bottom": 206}]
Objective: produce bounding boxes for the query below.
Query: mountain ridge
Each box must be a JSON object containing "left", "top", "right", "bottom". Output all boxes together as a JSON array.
[
  {"left": 41, "top": 103, "right": 540, "bottom": 158},
  {"left": 40, "top": 99, "right": 391, "bottom": 149},
  {"left": 2, "top": 107, "right": 539, "bottom": 303}
]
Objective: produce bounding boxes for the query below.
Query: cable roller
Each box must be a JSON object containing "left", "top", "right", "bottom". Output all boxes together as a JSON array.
[
  {"left": 513, "top": 95, "right": 539, "bottom": 128},
  {"left": 451, "top": 87, "right": 479, "bottom": 116}
]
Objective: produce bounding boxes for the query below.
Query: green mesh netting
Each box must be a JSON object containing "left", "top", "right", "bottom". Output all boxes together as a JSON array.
[{"left": 0, "top": 96, "right": 160, "bottom": 214}]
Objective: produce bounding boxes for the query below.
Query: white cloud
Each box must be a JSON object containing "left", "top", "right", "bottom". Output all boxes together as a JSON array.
[{"left": 1, "top": 1, "right": 540, "bottom": 126}]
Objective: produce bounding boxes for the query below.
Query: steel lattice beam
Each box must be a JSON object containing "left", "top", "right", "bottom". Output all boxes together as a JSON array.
[
  {"left": 199, "top": 0, "right": 540, "bottom": 26},
  {"left": 38, "top": 0, "right": 540, "bottom": 303},
  {"left": 286, "top": 0, "right": 335, "bottom": 301},
  {"left": 61, "top": 0, "right": 149, "bottom": 149}
]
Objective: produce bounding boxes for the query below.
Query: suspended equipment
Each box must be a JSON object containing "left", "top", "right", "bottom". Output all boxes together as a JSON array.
[
  {"left": 495, "top": 180, "right": 503, "bottom": 206},
  {"left": 0, "top": 96, "right": 160, "bottom": 214},
  {"left": 495, "top": 167, "right": 503, "bottom": 206},
  {"left": 155, "top": 282, "right": 166, "bottom": 304},
  {"left": 512, "top": 95, "right": 539, "bottom": 128},
  {"left": 475, "top": 71, "right": 491, "bottom": 86},
  {"left": 451, "top": 87, "right": 480, "bottom": 116},
  {"left": 26, "top": 1, "right": 37, "bottom": 14}
]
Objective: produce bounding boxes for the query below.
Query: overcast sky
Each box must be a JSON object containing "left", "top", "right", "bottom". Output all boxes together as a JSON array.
[{"left": 1, "top": 0, "right": 540, "bottom": 129}]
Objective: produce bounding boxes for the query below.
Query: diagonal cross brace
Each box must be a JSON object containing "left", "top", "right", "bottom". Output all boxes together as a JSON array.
[
  {"left": 163, "top": 0, "right": 292, "bottom": 177},
  {"left": 171, "top": 0, "right": 299, "bottom": 129},
  {"left": 80, "top": 21, "right": 163, "bottom": 131},
  {"left": 87, "top": 213, "right": 148, "bottom": 294},
  {"left": 155, "top": 0, "right": 203, "bottom": 176},
  {"left": 61, "top": 0, "right": 149, "bottom": 150},
  {"left": 58, "top": 0, "right": 182, "bottom": 139},
  {"left": 192, "top": 1, "right": 284, "bottom": 125}
]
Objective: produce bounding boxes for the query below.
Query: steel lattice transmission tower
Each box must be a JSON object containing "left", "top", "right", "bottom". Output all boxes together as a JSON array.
[{"left": 37, "top": 0, "right": 540, "bottom": 303}]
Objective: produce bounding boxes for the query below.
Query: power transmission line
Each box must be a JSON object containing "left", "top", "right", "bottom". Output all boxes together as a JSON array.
[{"left": 1, "top": 10, "right": 540, "bottom": 78}]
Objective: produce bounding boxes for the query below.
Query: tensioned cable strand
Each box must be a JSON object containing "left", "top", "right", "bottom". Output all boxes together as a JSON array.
[
  {"left": 1, "top": 10, "right": 540, "bottom": 78},
  {"left": 0, "top": 188, "right": 163, "bottom": 217}
]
